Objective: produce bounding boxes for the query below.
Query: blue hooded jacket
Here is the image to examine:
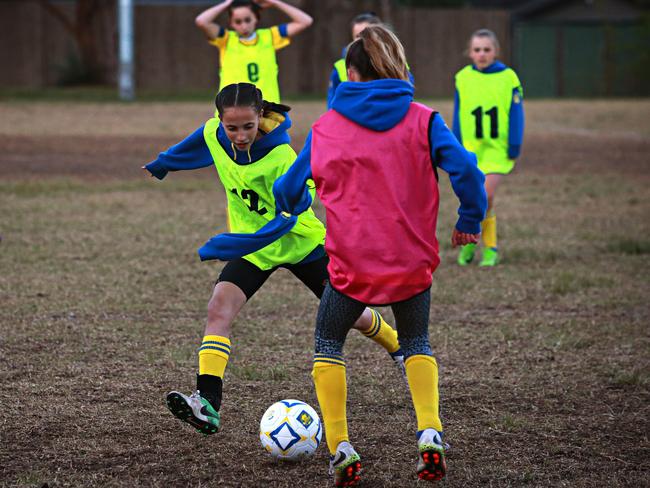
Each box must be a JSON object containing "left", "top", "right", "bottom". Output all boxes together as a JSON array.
[
  {"left": 275, "top": 79, "right": 487, "bottom": 234},
  {"left": 327, "top": 46, "right": 416, "bottom": 109},
  {"left": 185, "top": 80, "right": 487, "bottom": 261}
]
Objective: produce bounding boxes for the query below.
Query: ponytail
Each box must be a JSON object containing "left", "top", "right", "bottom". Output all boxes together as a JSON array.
[
  {"left": 215, "top": 83, "right": 291, "bottom": 117},
  {"left": 345, "top": 25, "right": 409, "bottom": 81},
  {"left": 262, "top": 100, "right": 291, "bottom": 115}
]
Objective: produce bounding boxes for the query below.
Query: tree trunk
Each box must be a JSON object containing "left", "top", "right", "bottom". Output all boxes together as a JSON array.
[{"left": 39, "top": 0, "right": 105, "bottom": 83}]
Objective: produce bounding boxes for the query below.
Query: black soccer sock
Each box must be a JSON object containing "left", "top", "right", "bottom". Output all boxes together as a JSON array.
[{"left": 196, "top": 374, "right": 223, "bottom": 411}]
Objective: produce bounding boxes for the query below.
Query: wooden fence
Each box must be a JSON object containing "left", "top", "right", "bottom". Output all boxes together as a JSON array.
[{"left": 0, "top": 0, "right": 510, "bottom": 98}]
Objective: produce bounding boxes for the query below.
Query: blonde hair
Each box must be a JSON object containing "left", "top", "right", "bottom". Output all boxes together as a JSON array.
[
  {"left": 346, "top": 25, "right": 409, "bottom": 81},
  {"left": 467, "top": 28, "right": 500, "bottom": 55}
]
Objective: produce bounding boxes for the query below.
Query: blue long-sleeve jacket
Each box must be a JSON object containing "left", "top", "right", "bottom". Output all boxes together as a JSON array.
[{"left": 277, "top": 79, "right": 487, "bottom": 234}]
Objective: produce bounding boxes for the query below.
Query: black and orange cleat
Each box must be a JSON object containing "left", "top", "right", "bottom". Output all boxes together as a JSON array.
[
  {"left": 329, "top": 441, "right": 362, "bottom": 487},
  {"left": 416, "top": 428, "right": 447, "bottom": 482}
]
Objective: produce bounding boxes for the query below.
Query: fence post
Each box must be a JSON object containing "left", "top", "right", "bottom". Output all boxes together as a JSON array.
[{"left": 118, "top": 0, "right": 135, "bottom": 101}]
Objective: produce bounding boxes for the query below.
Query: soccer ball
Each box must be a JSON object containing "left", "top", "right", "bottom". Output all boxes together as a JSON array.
[{"left": 259, "top": 399, "right": 322, "bottom": 460}]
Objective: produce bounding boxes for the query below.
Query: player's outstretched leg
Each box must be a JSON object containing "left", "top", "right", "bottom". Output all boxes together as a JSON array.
[
  {"left": 416, "top": 428, "right": 447, "bottom": 482},
  {"left": 329, "top": 441, "right": 362, "bottom": 487},
  {"left": 357, "top": 309, "right": 406, "bottom": 380},
  {"left": 166, "top": 332, "right": 230, "bottom": 434}
]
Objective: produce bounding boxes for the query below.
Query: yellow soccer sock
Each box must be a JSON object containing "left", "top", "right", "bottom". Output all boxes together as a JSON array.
[
  {"left": 312, "top": 355, "right": 348, "bottom": 455},
  {"left": 198, "top": 335, "right": 231, "bottom": 378},
  {"left": 481, "top": 211, "right": 497, "bottom": 249},
  {"left": 405, "top": 355, "right": 443, "bottom": 432},
  {"left": 361, "top": 310, "right": 401, "bottom": 354}
]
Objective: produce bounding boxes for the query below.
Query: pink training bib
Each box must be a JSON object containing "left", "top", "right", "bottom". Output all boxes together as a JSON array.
[{"left": 311, "top": 102, "right": 440, "bottom": 304}]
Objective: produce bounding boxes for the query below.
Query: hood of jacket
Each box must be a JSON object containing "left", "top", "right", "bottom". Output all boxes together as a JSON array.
[{"left": 330, "top": 78, "right": 414, "bottom": 132}]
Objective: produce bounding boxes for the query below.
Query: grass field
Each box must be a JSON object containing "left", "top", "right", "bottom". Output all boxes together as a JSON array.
[{"left": 1, "top": 98, "right": 649, "bottom": 487}]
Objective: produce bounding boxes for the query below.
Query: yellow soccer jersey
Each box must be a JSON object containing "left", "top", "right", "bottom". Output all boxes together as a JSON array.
[
  {"left": 455, "top": 64, "right": 523, "bottom": 174},
  {"left": 209, "top": 26, "right": 290, "bottom": 103},
  {"left": 202, "top": 117, "right": 325, "bottom": 270}
]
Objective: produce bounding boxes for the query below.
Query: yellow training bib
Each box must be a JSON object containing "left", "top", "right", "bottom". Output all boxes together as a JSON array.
[
  {"left": 203, "top": 118, "right": 325, "bottom": 269},
  {"left": 219, "top": 29, "right": 281, "bottom": 103}
]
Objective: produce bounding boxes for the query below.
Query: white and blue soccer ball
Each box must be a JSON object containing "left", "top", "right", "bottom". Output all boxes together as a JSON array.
[{"left": 259, "top": 399, "right": 322, "bottom": 460}]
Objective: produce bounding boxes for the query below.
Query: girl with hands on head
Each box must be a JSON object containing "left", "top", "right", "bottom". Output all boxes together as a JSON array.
[{"left": 195, "top": 0, "right": 313, "bottom": 103}]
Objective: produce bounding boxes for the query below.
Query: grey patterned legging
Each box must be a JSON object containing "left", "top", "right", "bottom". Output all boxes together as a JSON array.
[{"left": 315, "top": 283, "right": 433, "bottom": 359}]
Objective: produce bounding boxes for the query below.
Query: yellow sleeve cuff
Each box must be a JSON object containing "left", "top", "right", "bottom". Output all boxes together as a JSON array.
[
  {"left": 271, "top": 25, "right": 291, "bottom": 51},
  {"left": 208, "top": 30, "right": 228, "bottom": 49}
]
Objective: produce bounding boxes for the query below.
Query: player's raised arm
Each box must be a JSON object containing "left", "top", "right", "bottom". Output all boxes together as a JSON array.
[
  {"left": 195, "top": 0, "right": 234, "bottom": 40},
  {"left": 257, "top": 0, "right": 313, "bottom": 37}
]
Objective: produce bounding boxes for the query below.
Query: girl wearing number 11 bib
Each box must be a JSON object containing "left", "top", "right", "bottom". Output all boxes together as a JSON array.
[
  {"left": 196, "top": 0, "right": 313, "bottom": 103},
  {"left": 453, "top": 29, "right": 525, "bottom": 267}
]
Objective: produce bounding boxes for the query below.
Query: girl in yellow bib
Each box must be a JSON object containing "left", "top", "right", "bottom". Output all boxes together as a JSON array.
[
  {"left": 195, "top": 0, "right": 313, "bottom": 103},
  {"left": 327, "top": 12, "right": 414, "bottom": 109},
  {"left": 453, "top": 29, "right": 525, "bottom": 266},
  {"left": 144, "top": 83, "right": 404, "bottom": 435},
  {"left": 327, "top": 12, "right": 382, "bottom": 109}
]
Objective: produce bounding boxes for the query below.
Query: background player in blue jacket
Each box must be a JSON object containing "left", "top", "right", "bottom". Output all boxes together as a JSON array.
[{"left": 326, "top": 12, "right": 382, "bottom": 109}]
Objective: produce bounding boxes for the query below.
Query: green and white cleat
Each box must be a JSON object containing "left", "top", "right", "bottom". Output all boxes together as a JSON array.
[
  {"left": 479, "top": 247, "right": 499, "bottom": 267},
  {"left": 166, "top": 390, "right": 220, "bottom": 435},
  {"left": 416, "top": 428, "right": 447, "bottom": 482},
  {"left": 329, "top": 441, "right": 362, "bottom": 487},
  {"left": 457, "top": 243, "right": 476, "bottom": 266}
]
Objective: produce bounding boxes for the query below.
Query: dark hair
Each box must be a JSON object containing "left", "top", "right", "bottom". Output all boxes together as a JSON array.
[
  {"left": 351, "top": 11, "right": 381, "bottom": 27},
  {"left": 215, "top": 83, "right": 291, "bottom": 118},
  {"left": 228, "top": 0, "right": 261, "bottom": 21},
  {"left": 345, "top": 25, "right": 409, "bottom": 81}
]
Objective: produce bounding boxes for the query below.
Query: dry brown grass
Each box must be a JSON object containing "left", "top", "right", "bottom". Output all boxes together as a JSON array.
[{"left": 1, "top": 100, "right": 649, "bottom": 487}]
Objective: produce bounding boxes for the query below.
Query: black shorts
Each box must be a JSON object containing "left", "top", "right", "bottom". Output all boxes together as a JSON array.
[{"left": 217, "top": 246, "right": 329, "bottom": 300}]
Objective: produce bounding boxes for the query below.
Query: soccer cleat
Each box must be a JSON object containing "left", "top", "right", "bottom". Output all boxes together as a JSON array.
[
  {"left": 390, "top": 349, "right": 408, "bottom": 382},
  {"left": 457, "top": 243, "right": 476, "bottom": 266},
  {"left": 166, "top": 390, "right": 220, "bottom": 435},
  {"left": 329, "top": 441, "right": 362, "bottom": 487},
  {"left": 479, "top": 247, "right": 499, "bottom": 267},
  {"left": 416, "top": 428, "right": 447, "bottom": 482}
]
